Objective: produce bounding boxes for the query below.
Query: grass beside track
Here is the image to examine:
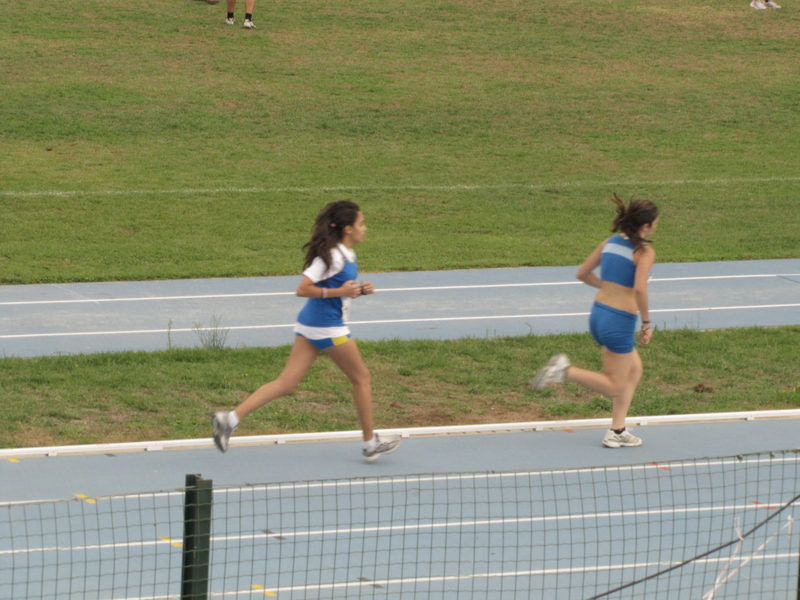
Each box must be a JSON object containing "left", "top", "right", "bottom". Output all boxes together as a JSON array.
[
  {"left": 2, "top": 326, "right": 798, "bottom": 449},
  {"left": 1, "top": 0, "right": 799, "bottom": 282}
]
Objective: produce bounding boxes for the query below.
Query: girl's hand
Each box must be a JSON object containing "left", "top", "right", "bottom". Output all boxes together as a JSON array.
[
  {"left": 640, "top": 323, "right": 653, "bottom": 346},
  {"left": 340, "top": 280, "right": 363, "bottom": 298},
  {"left": 360, "top": 281, "right": 376, "bottom": 295}
]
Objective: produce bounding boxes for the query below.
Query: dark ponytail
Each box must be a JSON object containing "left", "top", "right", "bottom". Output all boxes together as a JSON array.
[
  {"left": 303, "top": 201, "right": 361, "bottom": 270},
  {"left": 610, "top": 194, "right": 659, "bottom": 250}
]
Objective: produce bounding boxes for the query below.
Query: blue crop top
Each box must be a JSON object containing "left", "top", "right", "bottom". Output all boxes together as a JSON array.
[{"left": 600, "top": 235, "right": 636, "bottom": 288}]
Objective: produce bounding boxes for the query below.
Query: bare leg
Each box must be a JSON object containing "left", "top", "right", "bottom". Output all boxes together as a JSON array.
[
  {"left": 608, "top": 350, "right": 642, "bottom": 430},
  {"left": 234, "top": 336, "right": 319, "bottom": 420},
  {"left": 324, "top": 339, "right": 374, "bottom": 442},
  {"left": 565, "top": 348, "right": 643, "bottom": 429},
  {"left": 245, "top": 0, "right": 255, "bottom": 14},
  {"left": 227, "top": 0, "right": 236, "bottom": 14}
]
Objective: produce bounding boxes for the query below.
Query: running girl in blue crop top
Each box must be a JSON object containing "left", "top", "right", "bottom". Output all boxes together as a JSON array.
[
  {"left": 212, "top": 201, "right": 401, "bottom": 463},
  {"left": 534, "top": 194, "right": 660, "bottom": 449}
]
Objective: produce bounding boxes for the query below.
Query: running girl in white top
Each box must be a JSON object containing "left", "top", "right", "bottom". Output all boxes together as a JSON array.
[{"left": 212, "top": 201, "right": 401, "bottom": 462}]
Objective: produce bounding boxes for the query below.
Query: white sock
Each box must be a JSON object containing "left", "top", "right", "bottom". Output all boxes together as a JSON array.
[
  {"left": 363, "top": 435, "right": 377, "bottom": 450},
  {"left": 228, "top": 411, "right": 240, "bottom": 429}
]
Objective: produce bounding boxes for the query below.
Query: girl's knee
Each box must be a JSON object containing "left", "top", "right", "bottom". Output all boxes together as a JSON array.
[
  {"left": 609, "top": 383, "right": 627, "bottom": 398},
  {"left": 631, "top": 363, "right": 643, "bottom": 383},
  {"left": 351, "top": 368, "right": 371, "bottom": 388},
  {"left": 274, "top": 378, "right": 300, "bottom": 396}
]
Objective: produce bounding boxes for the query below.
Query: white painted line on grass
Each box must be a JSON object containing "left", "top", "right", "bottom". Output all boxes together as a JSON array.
[
  {"left": 3, "top": 176, "right": 800, "bottom": 198},
  {"left": 0, "top": 302, "right": 798, "bottom": 340}
]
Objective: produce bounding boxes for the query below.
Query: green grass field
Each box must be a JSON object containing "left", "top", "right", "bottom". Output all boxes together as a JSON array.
[
  {"left": 0, "top": 0, "right": 798, "bottom": 447},
  {"left": 1, "top": 0, "right": 798, "bottom": 282}
]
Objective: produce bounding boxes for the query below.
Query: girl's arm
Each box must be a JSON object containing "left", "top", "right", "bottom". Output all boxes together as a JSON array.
[
  {"left": 296, "top": 276, "right": 362, "bottom": 298},
  {"left": 633, "top": 245, "right": 656, "bottom": 345},
  {"left": 576, "top": 239, "right": 608, "bottom": 289}
]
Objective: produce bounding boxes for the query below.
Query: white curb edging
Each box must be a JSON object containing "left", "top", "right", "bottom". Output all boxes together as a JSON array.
[{"left": 2, "top": 409, "right": 800, "bottom": 459}]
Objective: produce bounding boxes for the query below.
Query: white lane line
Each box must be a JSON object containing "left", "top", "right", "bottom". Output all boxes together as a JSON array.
[
  {"left": 0, "top": 273, "right": 796, "bottom": 307},
  {"left": 3, "top": 455, "right": 795, "bottom": 507},
  {"left": 89, "top": 551, "right": 800, "bottom": 600},
  {"left": 0, "top": 502, "right": 776, "bottom": 556},
  {"left": 0, "top": 291, "right": 296, "bottom": 307},
  {"left": 0, "top": 302, "right": 798, "bottom": 340},
  {"left": 649, "top": 303, "right": 800, "bottom": 314},
  {"left": 221, "top": 503, "right": 770, "bottom": 543},
  {"left": 64, "top": 551, "right": 799, "bottom": 600},
  {"left": 222, "top": 553, "right": 799, "bottom": 596},
  {"left": 3, "top": 175, "right": 800, "bottom": 198}
]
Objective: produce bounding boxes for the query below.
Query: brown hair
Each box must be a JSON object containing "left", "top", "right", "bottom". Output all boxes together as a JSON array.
[
  {"left": 610, "top": 194, "right": 659, "bottom": 250},
  {"left": 302, "top": 201, "right": 361, "bottom": 270}
]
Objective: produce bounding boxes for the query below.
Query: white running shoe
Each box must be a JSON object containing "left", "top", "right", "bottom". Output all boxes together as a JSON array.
[
  {"left": 750, "top": 0, "right": 768, "bottom": 8},
  {"left": 225, "top": 17, "right": 235, "bottom": 25},
  {"left": 533, "top": 353, "right": 571, "bottom": 390},
  {"left": 602, "top": 428, "right": 643, "bottom": 448},
  {"left": 363, "top": 434, "right": 401, "bottom": 463},
  {"left": 765, "top": 0, "right": 781, "bottom": 7},
  {"left": 212, "top": 411, "right": 237, "bottom": 453},
  {"left": 243, "top": 19, "right": 256, "bottom": 28}
]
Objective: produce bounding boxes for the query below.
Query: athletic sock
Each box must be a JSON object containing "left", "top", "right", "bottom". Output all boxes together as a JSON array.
[
  {"left": 227, "top": 12, "right": 234, "bottom": 18},
  {"left": 228, "top": 411, "right": 240, "bottom": 429},
  {"left": 613, "top": 428, "right": 626, "bottom": 435},
  {"left": 363, "top": 435, "right": 377, "bottom": 451},
  {"left": 245, "top": 13, "right": 252, "bottom": 20}
]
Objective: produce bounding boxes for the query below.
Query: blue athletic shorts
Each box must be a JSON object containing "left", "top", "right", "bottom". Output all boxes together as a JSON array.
[
  {"left": 589, "top": 302, "right": 637, "bottom": 354},
  {"left": 296, "top": 333, "right": 352, "bottom": 350}
]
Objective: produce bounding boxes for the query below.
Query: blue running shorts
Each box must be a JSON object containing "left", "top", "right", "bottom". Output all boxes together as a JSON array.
[
  {"left": 589, "top": 302, "right": 637, "bottom": 354},
  {"left": 296, "top": 333, "right": 352, "bottom": 350}
]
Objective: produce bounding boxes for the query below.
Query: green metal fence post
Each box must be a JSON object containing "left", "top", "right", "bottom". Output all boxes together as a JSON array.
[{"left": 181, "top": 473, "right": 213, "bottom": 600}]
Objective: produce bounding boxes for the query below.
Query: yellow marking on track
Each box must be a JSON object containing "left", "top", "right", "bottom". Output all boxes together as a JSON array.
[
  {"left": 160, "top": 537, "right": 183, "bottom": 548},
  {"left": 251, "top": 584, "right": 277, "bottom": 596},
  {"left": 74, "top": 494, "right": 97, "bottom": 504},
  {"left": 6, "top": 458, "right": 19, "bottom": 463}
]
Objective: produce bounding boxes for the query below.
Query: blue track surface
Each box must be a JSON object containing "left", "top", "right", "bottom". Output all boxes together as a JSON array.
[
  {"left": 0, "top": 259, "right": 798, "bottom": 357},
  {"left": 4, "top": 433, "right": 800, "bottom": 599}
]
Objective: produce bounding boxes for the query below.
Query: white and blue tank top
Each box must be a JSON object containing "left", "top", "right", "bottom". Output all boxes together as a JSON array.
[
  {"left": 296, "top": 244, "right": 357, "bottom": 329},
  {"left": 600, "top": 234, "right": 636, "bottom": 288}
]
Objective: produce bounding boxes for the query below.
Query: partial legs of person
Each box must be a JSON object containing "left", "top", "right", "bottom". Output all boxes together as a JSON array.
[
  {"left": 225, "top": 0, "right": 254, "bottom": 26},
  {"left": 534, "top": 349, "right": 644, "bottom": 448},
  {"left": 242, "top": 0, "right": 256, "bottom": 28},
  {"left": 213, "top": 336, "right": 400, "bottom": 461},
  {"left": 325, "top": 339, "right": 401, "bottom": 462},
  {"left": 213, "top": 336, "right": 319, "bottom": 452},
  {"left": 324, "top": 339, "right": 373, "bottom": 440}
]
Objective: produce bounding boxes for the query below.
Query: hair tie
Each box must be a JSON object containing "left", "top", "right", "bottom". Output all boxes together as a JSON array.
[{"left": 330, "top": 222, "right": 336, "bottom": 228}]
